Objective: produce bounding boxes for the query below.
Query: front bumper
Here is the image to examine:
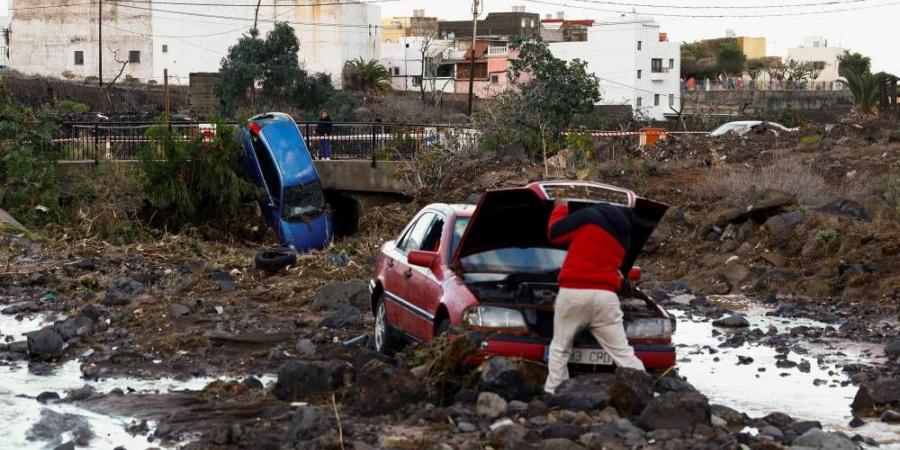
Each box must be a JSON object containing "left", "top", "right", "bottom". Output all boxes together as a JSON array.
[{"left": 470, "top": 334, "right": 676, "bottom": 370}]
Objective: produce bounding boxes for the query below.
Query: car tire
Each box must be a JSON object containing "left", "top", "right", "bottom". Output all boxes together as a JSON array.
[
  {"left": 374, "top": 295, "right": 401, "bottom": 355},
  {"left": 436, "top": 318, "right": 451, "bottom": 337},
  {"left": 254, "top": 248, "right": 297, "bottom": 273}
]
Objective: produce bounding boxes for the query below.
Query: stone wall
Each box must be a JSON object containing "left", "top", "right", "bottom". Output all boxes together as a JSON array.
[{"left": 682, "top": 90, "right": 854, "bottom": 120}]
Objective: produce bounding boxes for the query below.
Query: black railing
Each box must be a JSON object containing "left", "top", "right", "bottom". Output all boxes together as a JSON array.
[{"left": 55, "top": 121, "right": 479, "bottom": 161}]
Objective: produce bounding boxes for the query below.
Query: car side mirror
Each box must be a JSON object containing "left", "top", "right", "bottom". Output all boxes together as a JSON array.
[
  {"left": 629, "top": 267, "right": 642, "bottom": 283},
  {"left": 408, "top": 250, "right": 438, "bottom": 269}
]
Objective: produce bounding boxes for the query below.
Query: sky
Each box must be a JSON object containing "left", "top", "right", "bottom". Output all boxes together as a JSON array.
[{"left": 382, "top": 0, "right": 900, "bottom": 74}]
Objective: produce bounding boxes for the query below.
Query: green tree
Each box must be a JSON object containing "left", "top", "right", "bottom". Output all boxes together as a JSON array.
[
  {"left": 341, "top": 58, "right": 392, "bottom": 92},
  {"left": 838, "top": 51, "right": 871, "bottom": 78},
  {"left": 716, "top": 43, "right": 746, "bottom": 76},
  {"left": 746, "top": 57, "right": 768, "bottom": 81},
  {"left": 840, "top": 69, "right": 879, "bottom": 115}
]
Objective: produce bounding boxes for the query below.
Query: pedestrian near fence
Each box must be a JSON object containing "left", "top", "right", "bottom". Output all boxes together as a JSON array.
[{"left": 316, "top": 109, "right": 333, "bottom": 160}]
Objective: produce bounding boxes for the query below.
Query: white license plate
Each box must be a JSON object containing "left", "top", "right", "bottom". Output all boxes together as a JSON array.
[{"left": 545, "top": 347, "right": 614, "bottom": 365}]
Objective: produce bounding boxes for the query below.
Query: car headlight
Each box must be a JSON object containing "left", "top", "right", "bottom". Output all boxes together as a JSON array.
[
  {"left": 463, "top": 305, "right": 528, "bottom": 330},
  {"left": 625, "top": 318, "right": 673, "bottom": 340}
]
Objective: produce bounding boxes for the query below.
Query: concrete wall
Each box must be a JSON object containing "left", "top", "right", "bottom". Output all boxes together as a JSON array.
[
  {"left": 550, "top": 15, "right": 681, "bottom": 121},
  {"left": 682, "top": 89, "right": 854, "bottom": 117},
  {"left": 189, "top": 72, "right": 220, "bottom": 115},
  {"left": 787, "top": 45, "right": 844, "bottom": 83}
]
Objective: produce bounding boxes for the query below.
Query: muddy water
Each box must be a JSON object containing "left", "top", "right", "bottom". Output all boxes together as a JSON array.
[
  {"left": 672, "top": 296, "right": 899, "bottom": 447},
  {"left": 0, "top": 312, "right": 268, "bottom": 449}
]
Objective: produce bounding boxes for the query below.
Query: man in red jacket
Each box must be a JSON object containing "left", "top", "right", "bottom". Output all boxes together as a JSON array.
[{"left": 544, "top": 199, "right": 645, "bottom": 395}]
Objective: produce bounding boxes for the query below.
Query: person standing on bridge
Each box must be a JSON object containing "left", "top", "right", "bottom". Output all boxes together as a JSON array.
[{"left": 317, "top": 109, "right": 333, "bottom": 160}]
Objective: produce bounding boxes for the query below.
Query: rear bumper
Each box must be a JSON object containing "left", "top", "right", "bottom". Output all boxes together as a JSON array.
[{"left": 470, "top": 334, "right": 676, "bottom": 370}]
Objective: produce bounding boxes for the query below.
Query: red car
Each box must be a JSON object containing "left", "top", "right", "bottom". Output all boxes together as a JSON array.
[{"left": 369, "top": 181, "right": 676, "bottom": 369}]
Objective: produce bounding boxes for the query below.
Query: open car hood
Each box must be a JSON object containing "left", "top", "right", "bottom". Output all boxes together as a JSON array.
[{"left": 453, "top": 183, "right": 669, "bottom": 275}]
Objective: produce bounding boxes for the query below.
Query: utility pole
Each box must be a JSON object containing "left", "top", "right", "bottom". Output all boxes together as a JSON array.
[
  {"left": 98, "top": 0, "right": 103, "bottom": 86},
  {"left": 466, "top": 0, "right": 481, "bottom": 117},
  {"left": 163, "top": 68, "right": 170, "bottom": 122}
]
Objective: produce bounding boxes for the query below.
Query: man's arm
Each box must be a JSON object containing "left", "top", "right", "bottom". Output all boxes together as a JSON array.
[{"left": 547, "top": 201, "right": 572, "bottom": 246}]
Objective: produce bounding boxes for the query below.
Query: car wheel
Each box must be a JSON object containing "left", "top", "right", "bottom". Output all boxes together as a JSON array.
[
  {"left": 374, "top": 296, "right": 401, "bottom": 355},
  {"left": 254, "top": 248, "right": 297, "bottom": 273},
  {"left": 436, "top": 318, "right": 451, "bottom": 337}
]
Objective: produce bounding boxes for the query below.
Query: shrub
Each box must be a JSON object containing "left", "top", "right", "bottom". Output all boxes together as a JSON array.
[
  {"left": 138, "top": 119, "right": 258, "bottom": 230},
  {"left": 814, "top": 228, "right": 838, "bottom": 246},
  {"left": 696, "top": 158, "right": 829, "bottom": 207}
]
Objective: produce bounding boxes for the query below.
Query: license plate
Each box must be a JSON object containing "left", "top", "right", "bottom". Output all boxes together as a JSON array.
[{"left": 544, "top": 347, "right": 614, "bottom": 365}]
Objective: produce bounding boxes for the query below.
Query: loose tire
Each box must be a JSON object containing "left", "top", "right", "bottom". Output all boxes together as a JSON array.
[
  {"left": 374, "top": 295, "right": 402, "bottom": 355},
  {"left": 254, "top": 248, "right": 297, "bottom": 273}
]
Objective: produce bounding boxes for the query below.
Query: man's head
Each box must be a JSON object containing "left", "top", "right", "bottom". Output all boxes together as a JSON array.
[{"left": 320, "top": 109, "right": 328, "bottom": 118}]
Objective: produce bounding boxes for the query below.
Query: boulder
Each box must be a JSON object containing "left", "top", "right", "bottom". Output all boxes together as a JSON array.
[
  {"left": 479, "top": 356, "right": 540, "bottom": 402},
  {"left": 318, "top": 306, "right": 363, "bottom": 328},
  {"left": 477, "top": 392, "right": 508, "bottom": 419},
  {"left": 55, "top": 316, "right": 94, "bottom": 341},
  {"left": 791, "top": 420, "right": 822, "bottom": 435},
  {"left": 718, "top": 263, "right": 750, "bottom": 289},
  {"left": 540, "top": 438, "right": 585, "bottom": 450},
  {"left": 817, "top": 198, "right": 870, "bottom": 221},
  {"left": 655, "top": 377, "right": 698, "bottom": 395},
  {"left": 764, "top": 211, "right": 806, "bottom": 239},
  {"left": 549, "top": 374, "right": 613, "bottom": 411},
  {"left": 27, "top": 410, "right": 93, "bottom": 445},
  {"left": 283, "top": 405, "right": 334, "bottom": 442},
  {"left": 345, "top": 360, "right": 421, "bottom": 416},
  {"left": 712, "top": 314, "right": 750, "bottom": 328},
  {"left": 881, "top": 409, "right": 900, "bottom": 423},
  {"left": 36, "top": 391, "right": 60, "bottom": 403},
  {"left": 610, "top": 368, "right": 654, "bottom": 418},
  {"left": 103, "top": 278, "right": 145, "bottom": 306},
  {"left": 273, "top": 360, "right": 353, "bottom": 401},
  {"left": 26, "top": 328, "right": 65, "bottom": 361},
  {"left": 637, "top": 392, "right": 711, "bottom": 431},
  {"left": 885, "top": 339, "right": 900, "bottom": 360},
  {"left": 759, "top": 425, "right": 784, "bottom": 443},
  {"left": 66, "top": 385, "right": 97, "bottom": 401},
  {"left": 311, "top": 280, "right": 369, "bottom": 311},
  {"left": 790, "top": 428, "right": 856, "bottom": 450},
  {"left": 761, "top": 412, "right": 793, "bottom": 428},
  {"left": 295, "top": 339, "right": 317, "bottom": 357},
  {"left": 210, "top": 270, "right": 236, "bottom": 292},
  {"left": 540, "top": 423, "right": 584, "bottom": 440},
  {"left": 854, "top": 378, "right": 900, "bottom": 410}
]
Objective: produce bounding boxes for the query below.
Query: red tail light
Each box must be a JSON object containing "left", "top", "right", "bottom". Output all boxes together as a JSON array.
[
  {"left": 629, "top": 267, "right": 642, "bottom": 282},
  {"left": 249, "top": 121, "right": 261, "bottom": 136}
]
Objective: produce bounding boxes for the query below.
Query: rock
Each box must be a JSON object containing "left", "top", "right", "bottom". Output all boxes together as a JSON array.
[
  {"left": 718, "top": 263, "right": 750, "bottom": 289},
  {"left": 1, "top": 301, "right": 41, "bottom": 314},
  {"left": 596, "top": 407, "right": 620, "bottom": 424},
  {"left": 817, "top": 198, "right": 870, "bottom": 221},
  {"left": 549, "top": 374, "right": 613, "bottom": 411},
  {"left": 284, "top": 405, "right": 333, "bottom": 441},
  {"left": 273, "top": 360, "right": 353, "bottom": 401},
  {"left": 540, "top": 438, "right": 585, "bottom": 450},
  {"left": 848, "top": 416, "right": 865, "bottom": 428},
  {"left": 346, "top": 360, "right": 421, "bottom": 416},
  {"left": 791, "top": 421, "right": 822, "bottom": 435},
  {"left": 881, "top": 409, "right": 900, "bottom": 423},
  {"left": 26, "top": 328, "right": 65, "bottom": 361},
  {"left": 27, "top": 410, "right": 93, "bottom": 445},
  {"left": 489, "top": 422, "right": 529, "bottom": 448},
  {"left": 295, "top": 339, "right": 316, "bottom": 357},
  {"left": 318, "top": 306, "right": 363, "bottom": 328},
  {"left": 454, "top": 389, "right": 478, "bottom": 405},
  {"left": 169, "top": 302, "right": 192, "bottom": 317},
  {"left": 637, "top": 392, "right": 711, "bottom": 431},
  {"left": 712, "top": 314, "right": 750, "bottom": 328},
  {"left": 762, "top": 412, "right": 793, "bottom": 429},
  {"left": 53, "top": 442, "right": 75, "bottom": 450},
  {"left": 75, "top": 258, "right": 99, "bottom": 271},
  {"left": 528, "top": 399, "right": 550, "bottom": 417},
  {"left": 311, "top": 280, "right": 369, "bottom": 311},
  {"left": 861, "top": 378, "right": 900, "bottom": 406},
  {"left": 884, "top": 339, "right": 900, "bottom": 360},
  {"left": 55, "top": 315, "right": 94, "bottom": 341},
  {"left": 737, "top": 356, "right": 754, "bottom": 365},
  {"left": 36, "top": 391, "right": 60, "bottom": 403},
  {"left": 477, "top": 392, "right": 508, "bottom": 419},
  {"left": 479, "top": 356, "right": 539, "bottom": 402},
  {"left": 718, "top": 190, "right": 795, "bottom": 224},
  {"left": 711, "top": 415, "right": 728, "bottom": 428},
  {"left": 791, "top": 428, "right": 856, "bottom": 450},
  {"left": 457, "top": 422, "right": 477, "bottom": 433},
  {"left": 760, "top": 425, "right": 785, "bottom": 442},
  {"left": 210, "top": 270, "right": 236, "bottom": 292},
  {"left": 79, "top": 304, "right": 105, "bottom": 321},
  {"left": 507, "top": 400, "right": 529, "bottom": 416},
  {"left": 103, "top": 278, "right": 145, "bottom": 306},
  {"left": 241, "top": 377, "right": 263, "bottom": 391},
  {"left": 764, "top": 211, "right": 806, "bottom": 239},
  {"left": 540, "top": 423, "right": 584, "bottom": 440},
  {"left": 498, "top": 142, "right": 528, "bottom": 164},
  {"left": 610, "top": 368, "right": 654, "bottom": 418},
  {"left": 66, "top": 384, "right": 97, "bottom": 401}
]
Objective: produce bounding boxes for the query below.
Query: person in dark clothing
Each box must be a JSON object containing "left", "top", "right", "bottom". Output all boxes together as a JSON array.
[
  {"left": 316, "top": 109, "right": 333, "bottom": 160},
  {"left": 544, "top": 200, "right": 644, "bottom": 395}
]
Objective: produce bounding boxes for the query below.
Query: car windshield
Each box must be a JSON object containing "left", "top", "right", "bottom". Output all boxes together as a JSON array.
[
  {"left": 283, "top": 180, "right": 325, "bottom": 221},
  {"left": 460, "top": 247, "right": 567, "bottom": 274},
  {"left": 450, "top": 217, "right": 470, "bottom": 257}
]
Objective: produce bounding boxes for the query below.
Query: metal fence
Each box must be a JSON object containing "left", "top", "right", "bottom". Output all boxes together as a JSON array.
[{"left": 55, "top": 121, "right": 479, "bottom": 161}]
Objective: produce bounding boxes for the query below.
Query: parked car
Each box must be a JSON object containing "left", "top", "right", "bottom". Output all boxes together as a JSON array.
[
  {"left": 369, "top": 181, "right": 676, "bottom": 369},
  {"left": 709, "top": 120, "right": 794, "bottom": 137},
  {"left": 239, "top": 113, "right": 332, "bottom": 252}
]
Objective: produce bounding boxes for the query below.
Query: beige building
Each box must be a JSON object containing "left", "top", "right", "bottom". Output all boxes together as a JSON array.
[
  {"left": 736, "top": 36, "right": 766, "bottom": 59},
  {"left": 381, "top": 9, "right": 439, "bottom": 43}
]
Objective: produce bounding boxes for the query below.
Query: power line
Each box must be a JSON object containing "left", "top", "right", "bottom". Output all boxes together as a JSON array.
[
  {"left": 526, "top": 0, "right": 900, "bottom": 17},
  {"left": 107, "top": 0, "right": 400, "bottom": 6},
  {"left": 539, "top": 0, "right": 884, "bottom": 10},
  {"left": 8, "top": 2, "right": 92, "bottom": 10}
]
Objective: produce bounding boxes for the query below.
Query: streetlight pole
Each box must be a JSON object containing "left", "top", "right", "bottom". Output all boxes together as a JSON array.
[{"left": 466, "top": 0, "right": 481, "bottom": 117}]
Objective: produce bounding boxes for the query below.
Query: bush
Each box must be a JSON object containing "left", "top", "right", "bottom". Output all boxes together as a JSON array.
[
  {"left": 696, "top": 158, "right": 829, "bottom": 207},
  {"left": 138, "top": 119, "right": 258, "bottom": 230},
  {"left": 814, "top": 228, "right": 838, "bottom": 246}
]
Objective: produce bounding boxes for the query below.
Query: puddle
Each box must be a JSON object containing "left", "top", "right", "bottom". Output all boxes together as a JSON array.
[
  {"left": 673, "top": 303, "right": 899, "bottom": 447},
  {"left": 0, "top": 312, "right": 274, "bottom": 449}
]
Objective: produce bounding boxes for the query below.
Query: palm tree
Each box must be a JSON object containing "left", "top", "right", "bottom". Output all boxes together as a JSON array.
[
  {"left": 840, "top": 69, "right": 878, "bottom": 115},
  {"left": 342, "top": 58, "right": 392, "bottom": 92}
]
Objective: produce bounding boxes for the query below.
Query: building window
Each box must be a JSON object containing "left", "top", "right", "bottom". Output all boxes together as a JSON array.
[
  {"left": 637, "top": 69, "right": 642, "bottom": 79},
  {"left": 654, "top": 94, "right": 660, "bottom": 106},
  {"left": 162, "top": 44, "right": 168, "bottom": 53},
  {"left": 651, "top": 58, "right": 664, "bottom": 73},
  {"left": 668, "top": 58, "right": 674, "bottom": 69},
  {"left": 392, "top": 67, "right": 400, "bottom": 76},
  {"left": 521, "top": 18, "right": 528, "bottom": 28},
  {"left": 490, "top": 74, "right": 499, "bottom": 84},
  {"left": 636, "top": 97, "right": 642, "bottom": 107},
  {"left": 669, "top": 94, "right": 675, "bottom": 107},
  {"left": 637, "top": 41, "right": 642, "bottom": 51},
  {"left": 74, "top": 51, "right": 84, "bottom": 65},
  {"left": 412, "top": 75, "right": 422, "bottom": 87},
  {"left": 128, "top": 51, "right": 141, "bottom": 63}
]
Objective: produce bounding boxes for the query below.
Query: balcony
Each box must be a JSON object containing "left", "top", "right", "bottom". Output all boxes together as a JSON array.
[
  {"left": 486, "top": 46, "right": 509, "bottom": 56},
  {"left": 650, "top": 67, "right": 670, "bottom": 81}
]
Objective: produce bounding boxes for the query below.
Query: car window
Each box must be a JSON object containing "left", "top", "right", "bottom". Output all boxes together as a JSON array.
[
  {"left": 450, "top": 217, "right": 470, "bottom": 257},
  {"left": 460, "top": 247, "right": 567, "bottom": 274},
  {"left": 253, "top": 135, "right": 281, "bottom": 205},
  {"left": 419, "top": 217, "right": 445, "bottom": 252},
  {"left": 398, "top": 212, "right": 435, "bottom": 253}
]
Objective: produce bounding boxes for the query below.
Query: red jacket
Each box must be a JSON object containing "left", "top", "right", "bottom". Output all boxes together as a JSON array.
[{"left": 547, "top": 203, "right": 632, "bottom": 292}]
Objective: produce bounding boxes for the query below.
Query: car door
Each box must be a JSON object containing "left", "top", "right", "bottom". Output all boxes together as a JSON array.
[
  {"left": 400, "top": 213, "right": 446, "bottom": 341},
  {"left": 382, "top": 211, "right": 436, "bottom": 338}
]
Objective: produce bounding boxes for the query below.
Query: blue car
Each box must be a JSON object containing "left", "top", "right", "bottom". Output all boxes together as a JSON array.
[{"left": 239, "top": 113, "right": 332, "bottom": 251}]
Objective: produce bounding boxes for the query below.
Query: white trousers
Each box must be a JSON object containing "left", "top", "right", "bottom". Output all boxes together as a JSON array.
[{"left": 544, "top": 287, "right": 645, "bottom": 394}]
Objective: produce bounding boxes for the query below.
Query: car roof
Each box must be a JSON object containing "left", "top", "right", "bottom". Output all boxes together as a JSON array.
[
  {"left": 422, "top": 203, "right": 476, "bottom": 217},
  {"left": 252, "top": 113, "right": 317, "bottom": 187}
]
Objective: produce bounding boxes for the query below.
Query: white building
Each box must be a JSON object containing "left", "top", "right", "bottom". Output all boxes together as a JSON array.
[
  {"left": 550, "top": 15, "right": 680, "bottom": 121},
  {"left": 1, "top": 16, "right": 9, "bottom": 68},
  {"left": 786, "top": 36, "right": 845, "bottom": 83},
  {"left": 380, "top": 36, "right": 453, "bottom": 94},
  {"left": 8, "top": 0, "right": 379, "bottom": 86}
]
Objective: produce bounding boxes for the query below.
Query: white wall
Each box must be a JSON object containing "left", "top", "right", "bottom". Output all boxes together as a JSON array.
[
  {"left": 293, "top": 1, "right": 381, "bottom": 88},
  {"left": 0, "top": 18, "right": 8, "bottom": 67},
  {"left": 550, "top": 16, "right": 680, "bottom": 121},
  {"left": 787, "top": 46, "right": 844, "bottom": 83},
  {"left": 381, "top": 36, "right": 453, "bottom": 93}
]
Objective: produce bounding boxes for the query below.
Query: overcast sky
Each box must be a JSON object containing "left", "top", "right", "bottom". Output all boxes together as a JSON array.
[{"left": 382, "top": 0, "right": 900, "bottom": 74}]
